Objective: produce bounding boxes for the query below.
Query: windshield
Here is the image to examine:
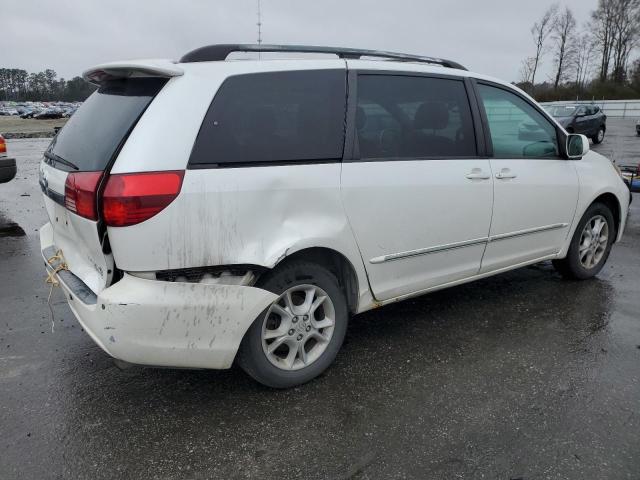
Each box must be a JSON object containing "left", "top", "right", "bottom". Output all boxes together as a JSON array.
[
  {"left": 545, "top": 105, "right": 578, "bottom": 118},
  {"left": 47, "top": 77, "right": 166, "bottom": 172}
]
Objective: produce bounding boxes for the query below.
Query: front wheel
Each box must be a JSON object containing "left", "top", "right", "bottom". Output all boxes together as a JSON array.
[
  {"left": 592, "top": 127, "right": 605, "bottom": 144},
  {"left": 237, "top": 260, "right": 348, "bottom": 388},
  {"left": 553, "top": 203, "right": 615, "bottom": 280}
]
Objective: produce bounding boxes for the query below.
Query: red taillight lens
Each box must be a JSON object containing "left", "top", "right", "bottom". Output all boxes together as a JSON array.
[
  {"left": 64, "top": 171, "right": 103, "bottom": 220},
  {"left": 102, "top": 171, "right": 184, "bottom": 227},
  {"left": 0, "top": 136, "right": 6, "bottom": 154}
]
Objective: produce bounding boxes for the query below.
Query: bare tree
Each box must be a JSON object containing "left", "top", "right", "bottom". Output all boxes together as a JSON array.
[
  {"left": 571, "top": 34, "right": 594, "bottom": 92},
  {"left": 530, "top": 3, "right": 559, "bottom": 87},
  {"left": 519, "top": 57, "right": 537, "bottom": 85},
  {"left": 590, "top": 0, "right": 616, "bottom": 81},
  {"left": 589, "top": 0, "right": 640, "bottom": 82},
  {"left": 551, "top": 6, "right": 577, "bottom": 88},
  {"left": 610, "top": 0, "right": 640, "bottom": 83}
]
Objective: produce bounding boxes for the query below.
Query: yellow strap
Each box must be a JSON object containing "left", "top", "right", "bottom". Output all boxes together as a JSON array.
[
  {"left": 45, "top": 249, "right": 68, "bottom": 334},
  {"left": 45, "top": 264, "right": 68, "bottom": 287},
  {"left": 45, "top": 249, "right": 68, "bottom": 287},
  {"left": 46, "top": 249, "right": 64, "bottom": 265}
]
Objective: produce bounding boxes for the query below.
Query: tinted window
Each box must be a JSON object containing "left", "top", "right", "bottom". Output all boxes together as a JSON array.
[
  {"left": 48, "top": 78, "right": 166, "bottom": 172},
  {"left": 477, "top": 84, "right": 559, "bottom": 159},
  {"left": 189, "top": 70, "right": 346, "bottom": 166},
  {"left": 356, "top": 75, "right": 476, "bottom": 159},
  {"left": 547, "top": 105, "right": 576, "bottom": 117}
]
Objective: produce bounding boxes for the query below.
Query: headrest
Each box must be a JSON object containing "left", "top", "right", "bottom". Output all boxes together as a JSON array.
[
  {"left": 356, "top": 106, "right": 367, "bottom": 130},
  {"left": 414, "top": 101, "right": 448, "bottom": 130},
  {"left": 248, "top": 106, "right": 277, "bottom": 134}
]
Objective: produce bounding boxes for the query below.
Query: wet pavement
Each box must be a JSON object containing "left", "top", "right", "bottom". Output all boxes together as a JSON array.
[{"left": 1, "top": 122, "right": 639, "bottom": 479}]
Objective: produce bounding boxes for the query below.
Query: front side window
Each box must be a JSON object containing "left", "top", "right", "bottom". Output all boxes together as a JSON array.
[
  {"left": 477, "top": 84, "right": 559, "bottom": 159},
  {"left": 189, "top": 70, "right": 346, "bottom": 166},
  {"left": 356, "top": 75, "right": 476, "bottom": 159}
]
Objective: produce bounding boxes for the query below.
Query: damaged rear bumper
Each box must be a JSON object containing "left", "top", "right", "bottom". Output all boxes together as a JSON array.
[{"left": 40, "top": 223, "right": 278, "bottom": 369}]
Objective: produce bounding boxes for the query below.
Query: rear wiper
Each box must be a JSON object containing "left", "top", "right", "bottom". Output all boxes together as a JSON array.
[{"left": 44, "top": 151, "right": 79, "bottom": 171}]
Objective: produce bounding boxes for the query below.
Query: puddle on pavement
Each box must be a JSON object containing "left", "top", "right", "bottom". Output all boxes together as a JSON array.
[{"left": 0, "top": 222, "right": 26, "bottom": 237}]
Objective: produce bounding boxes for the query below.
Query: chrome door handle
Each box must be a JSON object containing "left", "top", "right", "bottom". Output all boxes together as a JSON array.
[
  {"left": 465, "top": 169, "right": 491, "bottom": 180},
  {"left": 495, "top": 170, "right": 517, "bottom": 180}
]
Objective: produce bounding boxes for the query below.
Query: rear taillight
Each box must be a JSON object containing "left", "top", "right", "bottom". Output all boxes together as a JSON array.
[
  {"left": 0, "top": 135, "right": 6, "bottom": 155},
  {"left": 101, "top": 171, "right": 184, "bottom": 227},
  {"left": 64, "top": 172, "right": 103, "bottom": 220}
]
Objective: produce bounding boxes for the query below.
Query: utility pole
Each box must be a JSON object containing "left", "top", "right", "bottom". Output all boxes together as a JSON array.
[{"left": 257, "top": 0, "right": 262, "bottom": 58}]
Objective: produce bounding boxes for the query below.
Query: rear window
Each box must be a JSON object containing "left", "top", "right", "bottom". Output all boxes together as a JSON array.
[
  {"left": 355, "top": 75, "right": 476, "bottom": 159},
  {"left": 189, "top": 70, "right": 346, "bottom": 167},
  {"left": 47, "top": 78, "right": 166, "bottom": 172}
]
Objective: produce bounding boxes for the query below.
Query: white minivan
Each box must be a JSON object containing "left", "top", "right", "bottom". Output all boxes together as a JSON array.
[{"left": 40, "top": 45, "right": 630, "bottom": 388}]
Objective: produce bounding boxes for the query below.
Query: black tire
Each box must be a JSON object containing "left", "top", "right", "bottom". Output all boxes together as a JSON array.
[
  {"left": 592, "top": 126, "right": 605, "bottom": 144},
  {"left": 552, "top": 202, "right": 615, "bottom": 280},
  {"left": 237, "top": 260, "right": 348, "bottom": 388}
]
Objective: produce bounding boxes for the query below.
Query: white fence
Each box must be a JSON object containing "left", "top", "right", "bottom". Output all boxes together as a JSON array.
[{"left": 540, "top": 99, "right": 640, "bottom": 118}]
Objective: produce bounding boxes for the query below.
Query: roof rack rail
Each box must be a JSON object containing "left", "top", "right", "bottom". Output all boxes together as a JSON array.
[{"left": 179, "top": 44, "right": 467, "bottom": 71}]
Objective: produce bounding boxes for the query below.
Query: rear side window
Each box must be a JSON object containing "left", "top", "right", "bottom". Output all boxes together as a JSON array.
[
  {"left": 189, "top": 70, "right": 346, "bottom": 166},
  {"left": 355, "top": 75, "right": 476, "bottom": 159},
  {"left": 48, "top": 78, "right": 166, "bottom": 172}
]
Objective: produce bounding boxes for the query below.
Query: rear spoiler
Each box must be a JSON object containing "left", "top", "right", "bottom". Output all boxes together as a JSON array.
[{"left": 83, "top": 59, "right": 184, "bottom": 85}]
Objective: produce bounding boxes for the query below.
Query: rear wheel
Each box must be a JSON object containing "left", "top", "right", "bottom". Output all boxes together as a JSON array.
[
  {"left": 237, "top": 261, "right": 348, "bottom": 388},
  {"left": 553, "top": 203, "right": 615, "bottom": 280},
  {"left": 592, "top": 126, "right": 605, "bottom": 144}
]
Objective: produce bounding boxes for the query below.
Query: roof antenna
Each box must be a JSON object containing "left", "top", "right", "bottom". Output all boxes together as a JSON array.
[{"left": 257, "top": 0, "right": 263, "bottom": 59}]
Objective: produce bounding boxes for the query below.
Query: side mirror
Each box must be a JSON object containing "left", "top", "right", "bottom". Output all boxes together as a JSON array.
[{"left": 567, "top": 134, "right": 589, "bottom": 159}]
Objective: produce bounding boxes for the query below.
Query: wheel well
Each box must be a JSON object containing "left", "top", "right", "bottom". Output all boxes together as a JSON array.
[
  {"left": 592, "top": 192, "right": 620, "bottom": 237},
  {"left": 271, "top": 247, "right": 360, "bottom": 314}
]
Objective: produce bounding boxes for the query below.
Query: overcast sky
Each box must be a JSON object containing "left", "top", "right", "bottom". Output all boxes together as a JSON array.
[{"left": 5, "top": 0, "right": 597, "bottom": 82}]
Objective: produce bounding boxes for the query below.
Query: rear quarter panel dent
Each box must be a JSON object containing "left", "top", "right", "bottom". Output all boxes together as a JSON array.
[{"left": 107, "top": 164, "right": 372, "bottom": 308}]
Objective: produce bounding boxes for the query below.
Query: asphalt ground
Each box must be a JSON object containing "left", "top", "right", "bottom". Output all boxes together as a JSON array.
[{"left": 0, "top": 119, "right": 638, "bottom": 479}]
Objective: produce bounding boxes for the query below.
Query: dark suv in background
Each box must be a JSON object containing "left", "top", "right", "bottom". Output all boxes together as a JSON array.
[{"left": 545, "top": 104, "right": 607, "bottom": 144}]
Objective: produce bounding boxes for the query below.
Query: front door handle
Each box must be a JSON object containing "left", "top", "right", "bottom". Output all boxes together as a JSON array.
[
  {"left": 495, "top": 169, "right": 517, "bottom": 180},
  {"left": 465, "top": 168, "right": 491, "bottom": 180}
]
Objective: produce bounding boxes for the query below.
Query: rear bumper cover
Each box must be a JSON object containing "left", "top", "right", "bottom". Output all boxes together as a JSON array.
[
  {"left": 0, "top": 158, "right": 16, "bottom": 183},
  {"left": 40, "top": 222, "right": 278, "bottom": 369}
]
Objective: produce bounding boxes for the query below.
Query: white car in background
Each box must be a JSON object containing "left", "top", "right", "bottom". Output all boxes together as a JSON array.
[{"left": 39, "top": 45, "right": 630, "bottom": 388}]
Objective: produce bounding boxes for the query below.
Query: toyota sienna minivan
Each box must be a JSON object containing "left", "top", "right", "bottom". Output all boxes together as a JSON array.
[{"left": 40, "top": 44, "right": 630, "bottom": 387}]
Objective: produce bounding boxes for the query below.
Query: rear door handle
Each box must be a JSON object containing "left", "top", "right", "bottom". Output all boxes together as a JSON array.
[
  {"left": 495, "top": 169, "right": 517, "bottom": 180},
  {"left": 465, "top": 168, "right": 491, "bottom": 180}
]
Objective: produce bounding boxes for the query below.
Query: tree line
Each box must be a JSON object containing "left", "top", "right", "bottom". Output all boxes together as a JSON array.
[
  {"left": 0, "top": 68, "right": 96, "bottom": 102},
  {"left": 518, "top": 0, "right": 640, "bottom": 101}
]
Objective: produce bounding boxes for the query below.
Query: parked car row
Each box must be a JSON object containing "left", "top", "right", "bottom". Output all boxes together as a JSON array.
[{"left": 0, "top": 101, "right": 81, "bottom": 119}]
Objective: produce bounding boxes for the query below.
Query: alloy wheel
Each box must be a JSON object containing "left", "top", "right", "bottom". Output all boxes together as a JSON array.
[
  {"left": 579, "top": 215, "right": 609, "bottom": 269},
  {"left": 261, "top": 284, "right": 335, "bottom": 371}
]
